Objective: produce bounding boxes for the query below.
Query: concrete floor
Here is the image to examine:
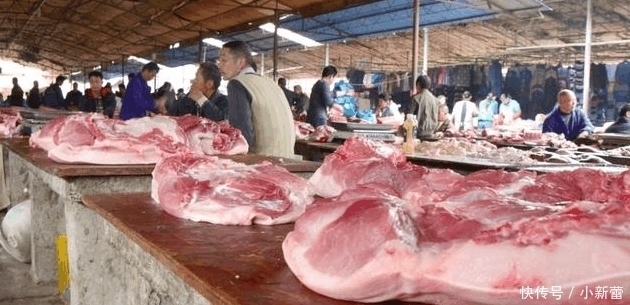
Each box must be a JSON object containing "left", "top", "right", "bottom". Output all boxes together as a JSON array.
[{"left": 0, "top": 212, "right": 64, "bottom": 305}]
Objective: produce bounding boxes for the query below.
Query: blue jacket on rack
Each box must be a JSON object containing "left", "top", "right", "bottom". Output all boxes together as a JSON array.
[{"left": 542, "top": 107, "right": 594, "bottom": 141}]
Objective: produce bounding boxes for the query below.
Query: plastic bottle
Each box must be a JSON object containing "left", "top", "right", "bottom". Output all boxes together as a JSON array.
[{"left": 402, "top": 114, "right": 416, "bottom": 154}]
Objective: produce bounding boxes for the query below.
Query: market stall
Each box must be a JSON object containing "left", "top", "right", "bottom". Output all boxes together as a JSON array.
[
  {"left": 1, "top": 137, "right": 155, "bottom": 284},
  {"left": 296, "top": 139, "right": 628, "bottom": 174},
  {"left": 69, "top": 193, "right": 420, "bottom": 305},
  {"left": 0, "top": 111, "right": 321, "bottom": 288}
]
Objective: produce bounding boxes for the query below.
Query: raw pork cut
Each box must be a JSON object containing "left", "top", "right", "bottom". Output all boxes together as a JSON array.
[
  {"left": 284, "top": 177, "right": 630, "bottom": 304},
  {"left": 29, "top": 113, "right": 248, "bottom": 164},
  {"left": 175, "top": 115, "right": 248, "bottom": 155},
  {"left": 286, "top": 137, "right": 630, "bottom": 304},
  {"left": 152, "top": 153, "right": 313, "bottom": 225},
  {"left": 308, "top": 137, "right": 426, "bottom": 198},
  {"left": 294, "top": 121, "right": 315, "bottom": 141},
  {"left": 310, "top": 125, "right": 335, "bottom": 142},
  {"left": 0, "top": 111, "right": 21, "bottom": 137}
]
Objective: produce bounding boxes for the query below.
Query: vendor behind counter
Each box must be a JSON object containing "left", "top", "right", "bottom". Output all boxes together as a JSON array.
[
  {"left": 478, "top": 93, "right": 499, "bottom": 129},
  {"left": 604, "top": 103, "right": 630, "bottom": 134},
  {"left": 542, "top": 89, "right": 594, "bottom": 141}
]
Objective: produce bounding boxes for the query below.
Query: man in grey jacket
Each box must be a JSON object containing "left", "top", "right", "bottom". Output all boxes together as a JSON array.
[{"left": 409, "top": 75, "right": 440, "bottom": 138}]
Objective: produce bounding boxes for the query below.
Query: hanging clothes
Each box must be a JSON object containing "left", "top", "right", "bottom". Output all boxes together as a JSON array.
[
  {"left": 542, "top": 69, "right": 559, "bottom": 115},
  {"left": 573, "top": 60, "right": 585, "bottom": 107},
  {"left": 346, "top": 68, "right": 366, "bottom": 91},
  {"left": 487, "top": 60, "right": 504, "bottom": 97}
]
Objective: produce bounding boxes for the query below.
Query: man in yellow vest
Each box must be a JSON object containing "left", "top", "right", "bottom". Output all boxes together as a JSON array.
[{"left": 217, "top": 40, "right": 295, "bottom": 159}]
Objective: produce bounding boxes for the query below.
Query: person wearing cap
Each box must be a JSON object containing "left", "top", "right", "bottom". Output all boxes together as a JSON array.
[
  {"left": 604, "top": 103, "right": 630, "bottom": 134},
  {"left": 119, "top": 62, "right": 166, "bottom": 120},
  {"left": 217, "top": 40, "right": 294, "bottom": 159},
  {"left": 43, "top": 75, "right": 67, "bottom": 109},
  {"left": 451, "top": 91, "right": 478, "bottom": 130},
  {"left": 542, "top": 89, "right": 594, "bottom": 141}
]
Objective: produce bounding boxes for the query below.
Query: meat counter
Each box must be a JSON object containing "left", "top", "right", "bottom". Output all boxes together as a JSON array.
[{"left": 70, "top": 193, "right": 428, "bottom": 305}]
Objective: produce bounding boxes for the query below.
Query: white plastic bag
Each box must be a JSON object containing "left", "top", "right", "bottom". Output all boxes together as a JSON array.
[{"left": 0, "top": 200, "right": 31, "bottom": 263}]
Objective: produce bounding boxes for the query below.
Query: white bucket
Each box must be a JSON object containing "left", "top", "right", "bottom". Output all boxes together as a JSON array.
[{"left": 0, "top": 200, "right": 31, "bottom": 263}]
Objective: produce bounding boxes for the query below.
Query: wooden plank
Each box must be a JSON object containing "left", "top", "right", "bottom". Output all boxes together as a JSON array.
[
  {"left": 406, "top": 154, "right": 514, "bottom": 169},
  {"left": 82, "top": 193, "right": 418, "bottom": 305},
  {"left": 219, "top": 154, "right": 321, "bottom": 172},
  {"left": 302, "top": 141, "right": 518, "bottom": 171},
  {"left": 1, "top": 138, "right": 320, "bottom": 178},
  {"left": 520, "top": 165, "right": 629, "bottom": 174},
  {"left": 0, "top": 138, "right": 155, "bottom": 178}
]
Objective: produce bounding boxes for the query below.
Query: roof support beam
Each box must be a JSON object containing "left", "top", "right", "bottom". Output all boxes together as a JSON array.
[
  {"left": 412, "top": 0, "right": 419, "bottom": 83},
  {"left": 11, "top": 0, "right": 48, "bottom": 46}
]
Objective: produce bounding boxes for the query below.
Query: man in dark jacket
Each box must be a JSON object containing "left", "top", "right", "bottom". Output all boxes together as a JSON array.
[
  {"left": 43, "top": 75, "right": 67, "bottom": 109},
  {"left": 168, "top": 62, "right": 228, "bottom": 122},
  {"left": 79, "top": 71, "right": 117, "bottom": 118},
  {"left": 542, "top": 89, "right": 594, "bottom": 141},
  {"left": 307, "top": 66, "right": 339, "bottom": 127},
  {"left": 605, "top": 103, "right": 630, "bottom": 134},
  {"left": 65, "top": 82, "right": 83, "bottom": 110},
  {"left": 27, "top": 81, "right": 41, "bottom": 109},
  {"left": 9, "top": 77, "right": 24, "bottom": 107},
  {"left": 278, "top": 78, "right": 301, "bottom": 110}
]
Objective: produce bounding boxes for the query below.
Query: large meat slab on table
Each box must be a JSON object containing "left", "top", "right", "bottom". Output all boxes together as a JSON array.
[
  {"left": 151, "top": 153, "right": 313, "bottom": 225},
  {"left": 29, "top": 113, "right": 248, "bottom": 164},
  {"left": 286, "top": 137, "right": 630, "bottom": 304}
]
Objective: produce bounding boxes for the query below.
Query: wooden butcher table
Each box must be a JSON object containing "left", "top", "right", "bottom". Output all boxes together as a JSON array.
[
  {"left": 297, "top": 141, "right": 519, "bottom": 174},
  {"left": 70, "top": 193, "right": 424, "bottom": 305},
  {"left": 0, "top": 137, "right": 320, "bottom": 287}
]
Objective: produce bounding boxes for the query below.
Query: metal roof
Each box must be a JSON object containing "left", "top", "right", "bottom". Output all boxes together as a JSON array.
[{"left": 103, "top": 0, "right": 550, "bottom": 78}]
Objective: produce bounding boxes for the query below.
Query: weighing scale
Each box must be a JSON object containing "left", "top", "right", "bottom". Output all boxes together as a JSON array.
[
  {"left": 328, "top": 121, "right": 398, "bottom": 143},
  {"left": 21, "top": 119, "right": 47, "bottom": 135},
  {"left": 18, "top": 109, "right": 81, "bottom": 136}
]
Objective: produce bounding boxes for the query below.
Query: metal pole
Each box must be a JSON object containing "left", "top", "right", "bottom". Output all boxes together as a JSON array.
[
  {"left": 198, "top": 36, "right": 204, "bottom": 64},
  {"left": 422, "top": 28, "right": 429, "bottom": 74},
  {"left": 325, "top": 43, "right": 330, "bottom": 66},
  {"left": 82, "top": 66, "right": 86, "bottom": 91},
  {"left": 260, "top": 53, "right": 265, "bottom": 76},
  {"left": 121, "top": 55, "right": 125, "bottom": 85},
  {"left": 273, "top": 10, "right": 279, "bottom": 81},
  {"left": 582, "top": 0, "right": 592, "bottom": 111},
  {"left": 412, "top": 0, "right": 420, "bottom": 91}
]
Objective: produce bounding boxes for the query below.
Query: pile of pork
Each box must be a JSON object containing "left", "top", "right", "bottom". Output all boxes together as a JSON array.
[
  {"left": 151, "top": 153, "right": 313, "bottom": 225},
  {"left": 530, "top": 146, "right": 611, "bottom": 164},
  {"left": 294, "top": 121, "right": 335, "bottom": 142},
  {"left": 30, "top": 113, "right": 248, "bottom": 164},
  {"left": 416, "top": 137, "right": 536, "bottom": 164},
  {"left": 283, "top": 137, "right": 630, "bottom": 304},
  {"left": 483, "top": 129, "right": 578, "bottom": 149}
]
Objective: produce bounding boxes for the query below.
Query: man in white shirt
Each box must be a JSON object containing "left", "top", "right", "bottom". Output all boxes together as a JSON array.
[{"left": 451, "top": 91, "right": 478, "bottom": 130}]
